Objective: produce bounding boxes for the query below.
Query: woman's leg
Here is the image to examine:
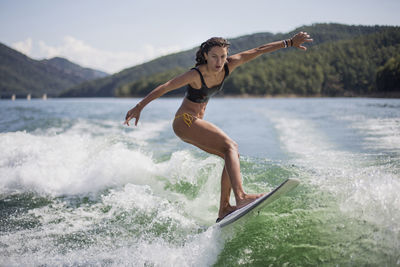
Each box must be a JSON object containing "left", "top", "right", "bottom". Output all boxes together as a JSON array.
[
  {"left": 219, "top": 165, "right": 236, "bottom": 218},
  {"left": 178, "top": 135, "right": 235, "bottom": 218},
  {"left": 173, "top": 117, "right": 263, "bottom": 217}
]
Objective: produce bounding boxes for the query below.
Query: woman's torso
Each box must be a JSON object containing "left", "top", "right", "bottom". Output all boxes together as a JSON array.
[
  {"left": 175, "top": 63, "right": 230, "bottom": 119},
  {"left": 176, "top": 97, "right": 208, "bottom": 119}
]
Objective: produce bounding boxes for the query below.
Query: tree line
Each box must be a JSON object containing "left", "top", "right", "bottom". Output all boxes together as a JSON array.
[{"left": 116, "top": 27, "right": 400, "bottom": 97}]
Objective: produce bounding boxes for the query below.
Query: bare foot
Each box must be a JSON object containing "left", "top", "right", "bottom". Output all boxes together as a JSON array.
[
  {"left": 236, "top": 193, "right": 265, "bottom": 209},
  {"left": 218, "top": 204, "right": 236, "bottom": 220},
  {"left": 217, "top": 193, "right": 265, "bottom": 221}
]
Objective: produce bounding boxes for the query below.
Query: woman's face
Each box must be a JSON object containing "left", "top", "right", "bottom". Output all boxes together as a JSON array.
[{"left": 205, "top": 46, "right": 228, "bottom": 72}]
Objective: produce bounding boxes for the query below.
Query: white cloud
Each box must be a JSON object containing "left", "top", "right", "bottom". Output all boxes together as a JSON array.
[
  {"left": 36, "top": 36, "right": 182, "bottom": 73},
  {"left": 10, "top": 36, "right": 182, "bottom": 73},
  {"left": 12, "top": 38, "right": 33, "bottom": 55}
]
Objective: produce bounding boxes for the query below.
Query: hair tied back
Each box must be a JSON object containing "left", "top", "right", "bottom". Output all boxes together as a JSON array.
[{"left": 195, "top": 37, "right": 230, "bottom": 66}]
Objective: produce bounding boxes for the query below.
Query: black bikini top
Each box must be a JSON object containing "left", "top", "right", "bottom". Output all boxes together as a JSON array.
[{"left": 185, "top": 64, "right": 229, "bottom": 103}]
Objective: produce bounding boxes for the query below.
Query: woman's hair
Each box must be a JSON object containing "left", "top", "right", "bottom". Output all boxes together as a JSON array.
[{"left": 195, "top": 37, "right": 230, "bottom": 66}]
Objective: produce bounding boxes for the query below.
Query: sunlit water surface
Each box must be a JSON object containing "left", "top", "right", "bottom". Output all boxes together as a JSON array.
[{"left": 1, "top": 97, "right": 399, "bottom": 266}]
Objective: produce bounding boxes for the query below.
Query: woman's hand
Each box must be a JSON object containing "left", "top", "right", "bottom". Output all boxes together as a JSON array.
[
  {"left": 291, "top": 32, "right": 313, "bottom": 51},
  {"left": 124, "top": 104, "right": 142, "bottom": 126}
]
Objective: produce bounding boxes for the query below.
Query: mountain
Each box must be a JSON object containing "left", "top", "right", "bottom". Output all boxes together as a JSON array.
[
  {"left": 41, "top": 57, "right": 108, "bottom": 82},
  {"left": 60, "top": 49, "right": 197, "bottom": 97},
  {"left": 61, "top": 23, "right": 395, "bottom": 97},
  {"left": 0, "top": 43, "right": 109, "bottom": 98},
  {"left": 222, "top": 27, "right": 400, "bottom": 97}
]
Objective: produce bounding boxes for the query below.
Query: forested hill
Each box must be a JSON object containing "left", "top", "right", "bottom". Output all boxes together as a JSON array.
[
  {"left": 223, "top": 26, "right": 400, "bottom": 97},
  {"left": 0, "top": 44, "right": 108, "bottom": 98},
  {"left": 61, "top": 23, "right": 400, "bottom": 97}
]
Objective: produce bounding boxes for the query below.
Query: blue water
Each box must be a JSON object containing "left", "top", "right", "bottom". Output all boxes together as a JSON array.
[{"left": 1, "top": 97, "right": 399, "bottom": 266}]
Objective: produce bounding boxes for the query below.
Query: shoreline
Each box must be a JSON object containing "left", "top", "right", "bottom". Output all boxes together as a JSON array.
[
  {"left": 2, "top": 92, "right": 400, "bottom": 100},
  {"left": 218, "top": 92, "right": 400, "bottom": 99}
]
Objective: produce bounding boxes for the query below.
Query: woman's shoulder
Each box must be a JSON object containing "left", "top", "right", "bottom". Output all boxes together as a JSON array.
[
  {"left": 226, "top": 57, "right": 239, "bottom": 73},
  {"left": 178, "top": 68, "right": 201, "bottom": 80}
]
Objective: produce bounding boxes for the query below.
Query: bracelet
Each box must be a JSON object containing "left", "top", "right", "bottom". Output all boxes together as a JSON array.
[
  {"left": 290, "top": 39, "right": 293, "bottom": 47},
  {"left": 283, "top": 39, "right": 288, "bottom": 48}
]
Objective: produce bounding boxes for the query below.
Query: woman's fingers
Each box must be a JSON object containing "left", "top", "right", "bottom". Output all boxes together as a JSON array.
[
  {"left": 124, "top": 112, "right": 132, "bottom": 126},
  {"left": 299, "top": 45, "right": 307, "bottom": 51},
  {"left": 123, "top": 117, "right": 130, "bottom": 126},
  {"left": 124, "top": 110, "right": 132, "bottom": 126},
  {"left": 293, "top": 32, "right": 313, "bottom": 50},
  {"left": 124, "top": 109, "right": 140, "bottom": 126}
]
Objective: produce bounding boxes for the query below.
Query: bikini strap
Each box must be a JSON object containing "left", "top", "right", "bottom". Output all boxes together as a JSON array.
[
  {"left": 191, "top": 64, "right": 229, "bottom": 87},
  {"left": 191, "top": 67, "right": 207, "bottom": 87},
  {"left": 223, "top": 63, "right": 230, "bottom": 78}
]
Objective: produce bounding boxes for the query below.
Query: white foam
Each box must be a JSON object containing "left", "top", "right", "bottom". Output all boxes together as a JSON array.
[
  {"left": 156, "top": 150, "right": 224, "bottom": 222},
  {"left": 1, "top": 182, "right": 224, "bottom": 266},
  {"left": 350, "top": 117, "right": 400, "bottom": 152},
  {"left": 262, "top": 109, "right": 400, "bottom": 235},
  {"left": 0, "top": 117, "right": 175, "bottom": 195},
  {"left": 0, "top": 121, "right": 227, "bottom": 229},
  {"left": 122, "top": 120, "right": 171, "bottom": 146},
  {"left": 2, "top": 227, "right": 223, "bottom": 266},
  {"left": 129, "top": 226, "right": 223, "bottom": 267},
  {"left": 1, "top": 132, "right": 151, "bottom": 195}
]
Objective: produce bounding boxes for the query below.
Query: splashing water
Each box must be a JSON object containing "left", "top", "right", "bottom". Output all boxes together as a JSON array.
[{"left": 1, "top": 98, "right": 399, "bottom": 266}]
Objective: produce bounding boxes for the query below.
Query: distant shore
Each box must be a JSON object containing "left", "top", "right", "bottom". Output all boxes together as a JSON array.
[
  {"left": 2, "top": 92, "right": 400, "bottom": 100},
  {"left": 217, "top": 92, "right": 400, "bottom": 99}
]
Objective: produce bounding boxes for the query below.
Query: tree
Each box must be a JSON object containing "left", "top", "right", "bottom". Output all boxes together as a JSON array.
[{"left": 376, "top": 56, "right": 400, "bottom": 92}]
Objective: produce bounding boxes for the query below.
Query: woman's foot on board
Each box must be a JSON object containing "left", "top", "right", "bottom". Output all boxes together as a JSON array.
[
  {"left": 217, "top": 204, "right": 236, "bottom": 223},
  {"left": 235, "top": 193, "right": 265, "bottom": 210},
  {"left": 216, "top": 193, "right": 265, "bottom": 223}
]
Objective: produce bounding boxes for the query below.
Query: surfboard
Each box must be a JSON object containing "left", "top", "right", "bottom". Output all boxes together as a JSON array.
[{"left": 217, "top": 178, "right": 300, "bottom": 228}]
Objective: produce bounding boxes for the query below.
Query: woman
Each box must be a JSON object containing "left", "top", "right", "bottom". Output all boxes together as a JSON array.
[{"left": 125, "top": 32, "right": 312, "bottom": 222}]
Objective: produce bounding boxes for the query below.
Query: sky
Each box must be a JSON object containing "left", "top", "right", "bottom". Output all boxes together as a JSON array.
[{"left": 1, "top": 0, "right": 399, "bottom": 74}]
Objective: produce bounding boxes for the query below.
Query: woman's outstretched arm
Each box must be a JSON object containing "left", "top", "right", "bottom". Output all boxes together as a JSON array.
[
  {"left": 124, "top": 70, "right": 197, "bottom": 126},
  {"left": 227, "top": 32, "right": 313, "bottom": 72}
]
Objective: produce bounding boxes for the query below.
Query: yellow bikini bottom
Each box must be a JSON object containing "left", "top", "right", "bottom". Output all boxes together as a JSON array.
[{"left": 174, "top": 113, "right": 196, "bottom": 127}]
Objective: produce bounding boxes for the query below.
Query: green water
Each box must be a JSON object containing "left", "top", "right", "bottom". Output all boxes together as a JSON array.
[{"left": 1, "top": 98, "right": 399, "bottom": 266}]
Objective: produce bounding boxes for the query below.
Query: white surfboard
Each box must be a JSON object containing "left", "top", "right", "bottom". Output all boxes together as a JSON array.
[{"left": 217, "top": 178, "right": 300, "bottom": 228}]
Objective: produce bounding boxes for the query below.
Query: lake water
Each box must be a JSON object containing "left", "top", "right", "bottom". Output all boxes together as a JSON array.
[{"left": 1, "top": 97, "right": 399, "bottom": 266}]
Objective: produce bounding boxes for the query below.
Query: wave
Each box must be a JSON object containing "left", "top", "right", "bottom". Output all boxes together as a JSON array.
[
  {"left": 0, "top": 118, "right": 228, "bottom": 265},
  {"left": 264, "top": 109, "right": 400, "bottom": 252},
  {"left": 2, "top": 98, "right": 399, "bottom": 266}
]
